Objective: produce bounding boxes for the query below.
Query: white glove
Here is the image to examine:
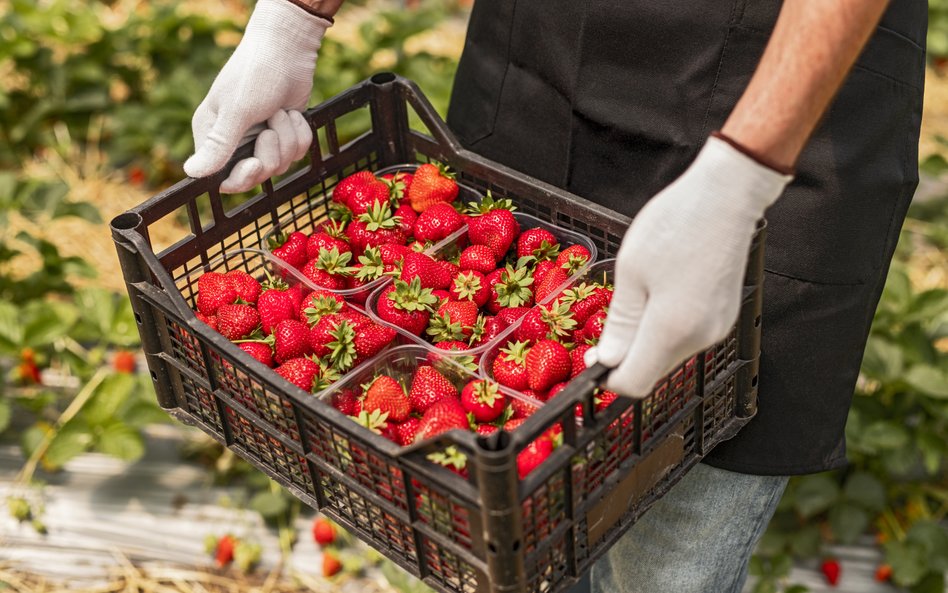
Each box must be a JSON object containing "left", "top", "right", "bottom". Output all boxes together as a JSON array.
[
  {"left": 587, "top": 135, "right": 792, "bottom": 396},
  {"left": 184, "top": 0, "right": 329, "bottom": 192}
]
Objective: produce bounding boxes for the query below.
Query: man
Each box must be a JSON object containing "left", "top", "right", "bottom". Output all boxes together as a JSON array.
[{"left": 183, "top": 1, "right": 926, "bottom": 591}]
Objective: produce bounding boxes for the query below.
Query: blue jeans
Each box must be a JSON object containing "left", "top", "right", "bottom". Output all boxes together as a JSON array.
[{"left": 569, "top": 463, "right": 789, "bottom": 593}]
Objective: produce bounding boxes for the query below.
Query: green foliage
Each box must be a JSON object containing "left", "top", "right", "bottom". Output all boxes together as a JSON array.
[{"left": 931, "top": 0, "right": 948, "bottom": 60}]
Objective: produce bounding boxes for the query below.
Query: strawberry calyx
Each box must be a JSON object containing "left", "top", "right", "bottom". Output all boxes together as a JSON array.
[
  {"left": 472, "top": 380, "right": 502, "bottom": 407},
  {"left": 531, "top": 240, "right": 560, "bottom": 262},
  {"left": 541, "top": 301, "right": 578, "bottom": 339},
  {"left": 559, "top": 283, "right": 596, "bottom": 306},
  {"left": 389, "top": 278, "right": 439, "bottom": 312},
  {"left": 427, "top": 311, "right": 467, "bottom": 343},
  {"left": 382, "top": 176, "right": 407, "bottom": 202},
  {"left": 355, "top": 247, "right": 386, "bottom": 281},
  {"left": 495, "top": 265, "right": 534, "bottom": 308},
  {"left": 353, "top": 409, "right": 389, "bottom": 434},
  {"left": 320, "top": 219, "right": 349, "bottom": 240},
  {"left": 315, "top": 247, "right": 355, "bottom": 277},
  {"left": 466, "top": 191, "right": 515, "bottom": 216},
  {"left": 328, "top": 202, "right": 353, "bottom": 224},
  {"left": 499, "top": 340, "right": 530, "bottom": 365},
  {"left": 358, "top": 201, "right": 401, "bottom": 232},
  {"left": 312, "top": 357, "right": 342, "bottom": 392},
  {"left": 303, "top": 295, "right": 345, "bottom": 326},
  {"left": 560, "top": 253, "right": 588, "bottom": 275},
  {"left": 326, "top": 320, "right": 358, "bottom": 372},
  {"left": 452, "top": 271, "right": 484, "bottom": 302},
  {"left": 426, "top": 445, "right": 468, "bottom": 471}
]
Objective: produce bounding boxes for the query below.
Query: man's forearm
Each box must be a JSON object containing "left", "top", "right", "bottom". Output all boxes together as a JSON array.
[
  {"left": 285, "top": 0, "right": 345, "bottom": 19},
  {"left": 721, "top": 0, "right": 891, "bottom": 170}
]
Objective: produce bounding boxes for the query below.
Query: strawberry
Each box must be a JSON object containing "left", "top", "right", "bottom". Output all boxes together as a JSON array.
[
  {"left": 492, "top": 340, "right": 531, "bottom": 391},
  {"left": 381, "top": 171, "right": 413, "bottom": 199},
  {"left": 571, "top": 343, "right": 592, "bottom": 378},
  {"left": 874, "top": 564, "right": 892, "bottom": 583},
  {"left": 450, "top": 270, "right": 489, "bottom": 307},
  {"left": 415, "top": 398, "right": 469, "bottom": 442},
  {"left": 195, "top": 311, "right": 218, "bottom": 331},
  {"left": 511, "top": 396, "right": 540, "bottom": 418},
  {"left": 821, "top": 559, "right": 840, "bottom": 586},
  {"left": 375, "top": 278, "right": 438, "bottom": 336},
  {"left": 301, "top": 247, "right": 353, "bottom": 290},
  {"left": 427, "top": 300, "right": 479, "bottom": 343},
  {"left": 269, "top": 231, "right": 309, "bottom": 270},
  {"left": 595, "top": 390, "right": 618, "bottom": 412},
  {"left": 257, "top": 286, "right": 297, "bottom": 334},
  {"left": 401, "top": 252, "right": 451, "bottom": 290},
  {"left": 407, "top": 162, "right": 459, "bottom": 213},
  {"left": 496, "top": 306, "right": 532, "bottom": 327},
  {"left": 458, "top": 244, "right": 497, "bottom": 274},
  {"left": 331, "top": 388, "right": 362, "bottom": 415},
  {"left": 517, "top": 301, "right": 576, "bottom": 344},
  {"left": 197, "top": 272, "right": 237, "bottom": 316},
  {"left": 426, "top": 445, "right": 469, "bottom": 477},
  {"left": 300, "top": 289, "right": 346, "bottom": 326},
  {"left": 517, "top": 437, "right": 553, "bottom": 479},
  {"left": 238, "top": 342, "right": 273, "bottom": 367},
  {"left": 469, "top": 314, "right": 505, "bottom": 348},
  {"left": 113, "top": 350, "right": 136, "bottom": 374},
  {"left": 437, "top": 260, "right": 460, "bottom": 285},
  {"left": 346, "top": 174, "right": 391, "bottom": 216},
  {"left": 332, "top": 170, "right": 378, "bottom": 206},
  {"left": 525, "top": 339, "right": 571, "bottom": 392},
  {"left": 310, "top": 314, "right": 342, "bottom": 359},
  {"left": 488, "top": 265, "right": 534, "bottom": 313},
  {"left": 547, "top": 382, "right": 569, "bottom": 400},
  {"left": 273, "top": 318, "right": 313, "bottom": 363},
  {"left": 214, "top": 534, "right": 236, "bottom": 567},
  {"left": 408, "top": 365, "right": 458, "bottom": 413},
  {"left": 226, "top": 270, "right": 261, "bottom": 305},
  {"left": 432, "top": 288, "right": 452, "bottom": 303},
  {"left": 306, "top": 231, "right": 350, "bottom": 260},
  {"left": 216, "top": 304, "right": 260, "bottom": 340},
  {"left": 466, "top": 193, "right": 520, "bottom": 259},
  {"left": 363, "top": 375, "right": 411, "bottom": 423},
  {"left": 534, "top": 266, "right": 570, "bottom": 303},
  {"left": 576, "top": 309, "right": 607, "bottom": 343},
  {"left": 275, "top": 356, "right": 320, "bottom": 391},
  {"left": 312, "top": 517, "right": 336, "bottom": 546},
  {"left": 555, "top": 244, "right": 591, "bottom": 274},
  {"left": 353, "top": 322, "right": 396, "bottom": 362},
  {"left": 461, "top": 380, "right": 506, "bottom": 423},
  {"left": 322, "top": 551, "right": 343, "bottom": 577},
  {"left": 533, "top": 260, "right": 557, "bottom": 287},
  {"left": 378, "top": 243, "right": 409, "bottom": 266},
  {"left": 476, "top": 423, "right": 499, "bottom": 436},
  {"left": 392, "top": 417, "right": 422, "bottom": 446},
  {"left": 503, "top": 417, "right": 526, "bottom": 432},
  {"left": 353, "top": 201, "right": 407, "bottom": 250},
  {"left": 517, "top": 228, "right": 560, "bottom": 261},
  {"left": 560, "top": 283, "right": 611, "bottom": 327},
  {"left": 413, "top": 202, "right": 464, "bottom": 242}
]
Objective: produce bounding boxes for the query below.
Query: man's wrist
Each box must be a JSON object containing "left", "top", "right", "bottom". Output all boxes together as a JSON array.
[
  {"left": 710, "top": 131, "right": 795, "bottom": 176},
  {"left": 283, "top": 0, "right": 338, "bottom": 22}
]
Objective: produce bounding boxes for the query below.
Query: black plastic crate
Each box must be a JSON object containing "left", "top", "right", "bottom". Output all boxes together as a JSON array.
[{"left": 111, "top": 73, "right": 765, "bottom": 593}]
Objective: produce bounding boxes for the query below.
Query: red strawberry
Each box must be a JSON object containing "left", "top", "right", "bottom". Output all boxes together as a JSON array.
[
  {"left": 595, "top": 390, "right": 618, "bottom": 412},
  {"left": 577, "top": 309, "right": 607, "bottom": 343},
  {"left": 400, "top": 252, "right": 452, "bottom": 290},
  {"left": 413, "top": 202, "right": 464, "bottom": 242},
  {"left": 409, "top": 366, "right": 459, "bottom": 413},
  {"left": 377, "top": 243, "right": 409, "bottom": 266},
  {"left": 458, "top": 244, "right": 497, "bottom": 274},
  {"left": 195, "top": 311, "right": 218, "bottom": 331},
  {"left": 560, "top": 283, "right": 611, "bottom": 327},
  {"left": 375, "top": 279, "right": 438, "bottom": 336},
  {"left": 492, "top": 340, "right": 531, "bottom": 391},
  {"left": 353, "top": 322, "right": 396, "bottom": 362},
  {"left": 821, "top": 559, "right": 841, "bottom": 586},
  {"left": 322, "top": 551, "right": 343, "bottom": 577},
  {"left": 332, "top": 170, "right": 378, "bottom": 206},
  {"left": 466, "top": 193, "right": 520, "bottom": 259},
  {"left": 312, "top": 517, "right": 336, "bottom": 546},
  {"left": 517, "top": 228, "right": 559, "bottom": 261},
  {"left": 469, "top": 314, "right": 505, "bottom": 348},
  {"left": 461, "top": 380, "right": 506, "bottom": 423},
  {"left": 415, "top": 398, "right": 469, "bottom": 441},
  {"left": 309, "top": 314, "right": 342, "bottom": 359},
  {"left": 533, "top": 260, "right": 557, "bottom": 287},
  {"left": 496, "top": 306, "right": 532, "bottom": 327},
  {"left": 306, "top": 231, "right": 350, "bottom": 260},
  {"left": 393, "top": 203, "right": 417, "bottom": 237},
  {"left": 534, "top": 266, "right": 570, "bottom": 303},
  {"left": 275, "top": 357, "right": 320, "bottom": 391},
  {"left": 273, "top": 318, "right": 313, "bottom": 363},
  {"left": 555, "top": 244, "right": 591, "bottom": 274},
  {"left": 516, "top": 301, "right": 576, "bottom": 344},
  {"left": 214, "top": 534, "right": 235, "bottom": 567},
  {"left": 437, "top": 260, "right": 459, "bottom": 286},
  {"left": 301, "top": 247, "right": 353, "bottom": 290},
  {"left": 257, "top": 287, "right": 297, "bottom": 334},
  {"left": 547, "top": 382, "right": 569, "bottom": 400},
  {"left": 113, "top": 350, "right": 137, "bottom": 374},
  {"left": 450, "top": 270, "right": 489, "bottom": 307},
  {"left": 216, "top": 304, "right": 259, "bottom": 340},
  {"left": 226, "top": 270, "right": 261, "bottom": 305},
  {"left": 476, "top": 423, "right": 499, "bottom": 435},
  {"left": 393, "top": 417, "right": 422, "bottom": 446},
  {"left": 381, "top": 171, "right": 413, "bottom": 199},
  {"left": 331, "top": 388, "right": 362, "bottom": 415},
  {"left": 353, "top": 202, "right": 407, "bottom": 251},
  {"left": 874, "top": 564, "right": 892, "bottom": 583},
  {"left": 364, "top": 375, "right": 411, "bottom": 423},
  {"left": 407, "top": 163, "right": 459, "bottom": 213},
  {"left": 427, "top": 300, "right": 479, "bottom": 343},
  {"left": 299, "top": 289, "right": 346, "bottom": 326},
  {"left": 346, "top": 174, "right": 391, "bottom": 216},
  {"left": 238, "top": 342, "right": 273, "bottom": 367},
  {"left": 488, "top": 265, "right": 534, "bottom": 313},
  {"left": 432, "top": 288, "right": 452, "bottom": 303},
  {"left": 197, "top": 272, "right": 237, "bottom": 316},
  {"left": 525, "top": 340, "right": 571, "bottom": 392},
  {"left": 511, "top": 396, "right": 540, "bottom": 419},
  {"left": 503, "top": 417, "right": 526, "bottom": 432},
  {"left": 517, "top": 438, "right": 553, "bottom": 479},
  {"left": 571, "top": 343, "right": 592, "bottom": 378}
]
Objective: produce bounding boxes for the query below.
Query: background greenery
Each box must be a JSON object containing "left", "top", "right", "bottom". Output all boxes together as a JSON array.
[{"left": 0, "top": 1, "right": 946, "bottom": 591}]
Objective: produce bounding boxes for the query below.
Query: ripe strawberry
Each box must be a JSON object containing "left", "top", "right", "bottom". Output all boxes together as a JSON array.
[
  {"left": 413, "top": 202, "right": 464, "bottom": 242},
  {"left": 331, "top": 388, "right": 362, "bottom": 416},
  {"left": 555, "top": 244, "right": 591, "bottom": 274},
  {"left": 437, "top": 260, "right": 459, "bottom": 285},
  {"left": 503, "top": 417, "right": 526, "bottom": 432},
  {"left": 322, "top": 551, "right": 343, "bottom": 578},
  {"left": 375, "top": 279, "right": 438, "bottom": 336},
  {"left": 257, "top": 286, "right": 297, "bottom": 334},
  {"left": 216, "top": 304, "right": 260, "bottom": 340},
  {"left": 821, "top": 559, "right": 840, "bottom": 586},
  {"left": 576, "top": 309, "right": 607, "bottom": 343},
  {"left": 407, "top": 162, "right": 458, "bottom": 212},
  {"left": 272, "top": 318, "right": 313, "bottom": 363},
  {"left": 432, "top": 288, "right": 452, "bottom": 303},
  {"left": 113, "top": 350, "right": 136, "bottom": 374},
  {"left": 346, "top": 174, "right": 391, "bottom": 216},
  {"left": 595, "top": 390, "right": 618, "bottom": 412},
  {"left": 571, "top": 343, "right": 592, "bottom": 378},
  {"left": 269, "top": 231, "right": 309, "bottom": 270},
  {"left": 364, "top": 375, "right": 411, "bottom": 423},
  {"left": 427, "top": 300, "right": 479, "bottom": 343},
  {"left": 496, "top": 306, "right": 532, "bottom": 327},
  {"left": 408, "top": 365, "right": 458, "bottom": 413},
  {"left": 312, "top": 517, "right": 336, "bottom": 547},
  {"left": 301, "top": 247, "right": 353, "bottom": 290},
  {"left": 476, "top": 423, "right": 499, "bottom": 435},
  {"left": 874, "top": 564, "right": 892, "bottom": 583},
  {"left": 526, "top": 339, "right": 571, "bottom": 392},
  {"left": 517, "top": 301, "right": 576, "bottom": 344},
  {"left": 492, "top": 341, "right": 531, "bottom": 391},
  {"left": 392, "top": 417, "right": 422, "bottom": 446},
  {"left": 400, "top": 252, "right": 442, "bottom": 289},
  {"left": 353, "top": 202, "right": 407, "bottom": 251},
  {"left": 332, "top": 170, "right": 378, "bottom": 206},
  {"left": 533, "top": 260, "right": 557, "bottom": 287},
  {"left": 517, "top": 438, "right": 553, "bottom": 479},
  {"left": 511, "top": 396, "right": 540, "bottom": 418},
  {"left": 534, "top": 266, "right": 570, "bottom": 303},
  {"left": 426, "top": 445, "right": 469, "bottom": 477},
  {"left": 547, "top": 382, "right": 569, "bottom": 400},
  {"left": 214, "top": 534, "right": 236, "bottom": 567},
  {"left": 196, "top": 272, "right": 237, "bottom": 316},
  {"left": 238, "top": 342, "right": 273, "bottom": 367},
  {"left": 393, "top": 203, "right": 417, "bottom": 237},
  {"left": 517, "top": 228, "right": 560, "bottom": 261},
  {"left": 560, "top": 283, "right": 611, "bottom": 327},
  {"left": 469, "top": 314, "right": 505, "bottom": 348},
  {"left": 306, "top": 231, "right": 350, "bottom": 260},
  {"left": 195, "top": 311, "right": 218, "bottom": 331},
  {"left": 309, "top": 314, "right": 342, "bottom": 359},
  {"left": 461, "top": 380, "right": 506, "bottom": 423},
  {"left": 466, "top": 193, "right": 520, "bottom": 259},
  {"left": 226, "top": 270, "right": 261, "bottom": 305},
  {"left": 488, "top": 265, "right": 534, "bottom": 313},
  {"left": 378, "top": 243, "right": 409, "bottom": 266},
  {"left": 415, "top": 398, "right": 469, "bottom": 441},
  {"left": 275, "top": 356, "right": 320, "bottom": 391},
  {"left": 458, "top": 244, "right": 497, "bottom": 274},
  {"left": 381, "top": 170, "right": 413, "bottom": 199},
  {"left": 299, "top": 289, "right": 346, "bottom": 326},
  {"left": 450, "top": 270, "right": 489, "bottom": 307},
  {"left": 353, "top": 322, "right": 396, "bottom": 362}
]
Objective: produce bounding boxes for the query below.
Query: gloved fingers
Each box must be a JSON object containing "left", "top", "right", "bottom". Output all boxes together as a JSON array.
[
  {"left": 604, "top": 305, "right": 683, "bottom": 397},
  {"left": 267, "top": 110, "right": 299, "bottom": 168},
  {"left": 219, "top": 129, "right": 281, "bottom": 193},
  {"left": 184, "top": 104, "right": 258, "bottom": 179},
  {"left": 594, "top": 283, "right": 646, "bottom": 368},
  {"left": 190, "top": 98, "right": 218, "bottom": 152},
  {"left": 287, "top": 110, "right": 313, "bottom": 162}
]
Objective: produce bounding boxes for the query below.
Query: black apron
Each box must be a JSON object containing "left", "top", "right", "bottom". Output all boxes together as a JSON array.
[{"left": 446, "top": 0, "right": 927, "bottom": 475}]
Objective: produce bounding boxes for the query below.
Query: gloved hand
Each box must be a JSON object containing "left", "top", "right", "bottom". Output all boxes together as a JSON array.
[
  {"left": 586, "top": 135, "right": 792, "bottom": 396},
  {"left": 184, "top": 0, "right": 330, "bottom": 192}
]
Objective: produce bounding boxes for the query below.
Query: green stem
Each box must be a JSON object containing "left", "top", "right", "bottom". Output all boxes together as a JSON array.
[{"left": 15, "top": 367, "right": 108, "bottom": 485}]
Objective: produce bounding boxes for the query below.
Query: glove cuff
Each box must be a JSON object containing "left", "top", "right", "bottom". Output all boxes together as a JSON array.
[
  {"left": 283, "top": 0, "right": 335, "bottom": 23},
  {"left": 710, "top": 131, "right": 794, "bottom": 176},
  {"left": 695, "top": 135, "right": 793, "bottom": 219}
]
